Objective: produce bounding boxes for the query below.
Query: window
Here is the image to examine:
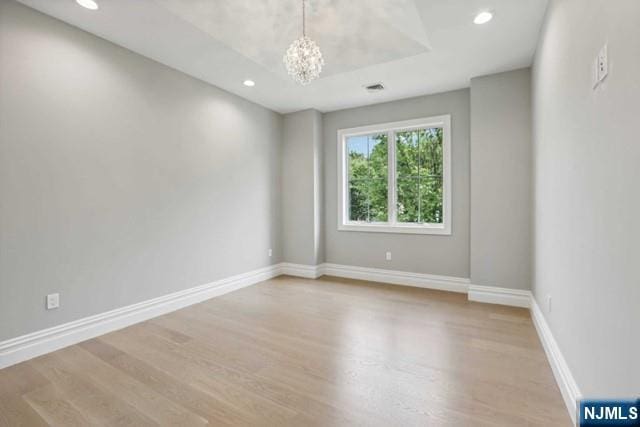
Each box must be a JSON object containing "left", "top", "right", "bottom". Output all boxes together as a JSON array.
[{"left": 337, "top": 115, "right": 451, "bottom": 235}]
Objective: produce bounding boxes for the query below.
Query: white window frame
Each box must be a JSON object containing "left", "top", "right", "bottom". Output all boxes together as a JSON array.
[{"left": 337, "top": 115, "right": 452, "bottom": 235}]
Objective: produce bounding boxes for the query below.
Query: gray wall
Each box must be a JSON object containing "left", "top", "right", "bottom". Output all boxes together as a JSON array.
[
  {"left": 532, "top": 0, "right": 639, "bottom": 395},
  {"left": 313, "top": 110, "right": 325, "bottom": 265},
  {"left": 323, "top": 90, "right": 470, "bottom": 278},
  {"left": 470, "top": 69, "right": 532, "bottom": 290},
  {"left": 281, "top": 109, "right": 324, "bottom": 265},
  {"left": 0, "top": 0, "right": 283, "bottom": 341}
]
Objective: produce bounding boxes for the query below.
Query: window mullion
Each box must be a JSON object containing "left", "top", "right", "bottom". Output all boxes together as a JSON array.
[
  {"left": 366, "top": 135, "right": 371, "bottom": 223},
  {"left": 388, "top": 130, "right": 397, "bottom": 225},
  {"left": 343, "top": 135, "right": 349, "bottom": 224},
  {"left": 417, "top": 129, "right": 422, "bottom": 224}
]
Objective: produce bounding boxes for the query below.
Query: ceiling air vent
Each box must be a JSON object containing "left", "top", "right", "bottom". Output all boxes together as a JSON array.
[{"left": 364, "top": 82, "right": 385, "bottom": 92}]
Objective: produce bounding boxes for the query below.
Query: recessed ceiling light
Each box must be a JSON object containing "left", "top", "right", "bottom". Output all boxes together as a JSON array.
[
  {"left": 76, "top": 0, "right": 99, "bottom": 10},
  {"left": 474, "top": 11, "right": 493, "bottom": 25},
  {"left": 243, "top": 80, "right": 255, "bottom": 87}
]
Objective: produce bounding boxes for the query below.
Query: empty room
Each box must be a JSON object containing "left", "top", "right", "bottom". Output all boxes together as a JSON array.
[{"left": 0, "top": 0, "right": 638, "bottom": 425}]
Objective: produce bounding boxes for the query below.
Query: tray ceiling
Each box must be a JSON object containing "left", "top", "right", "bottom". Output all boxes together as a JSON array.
[{"left": 17, "top": 0, "right": 548, "bottom": 113}]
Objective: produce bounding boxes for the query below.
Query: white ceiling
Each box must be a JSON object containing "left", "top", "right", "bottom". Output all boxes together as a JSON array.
[{"left": 17, "top": 0, "right": 548, "bottom": 113}]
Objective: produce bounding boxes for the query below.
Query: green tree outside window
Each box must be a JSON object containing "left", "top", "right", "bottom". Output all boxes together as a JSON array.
[{"left": 347, "top": 127, "right": 443, "bottom": 225}]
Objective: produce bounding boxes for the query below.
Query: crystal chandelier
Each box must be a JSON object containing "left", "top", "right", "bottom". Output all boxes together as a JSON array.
[{"left": 283, "top": 0, "right": 324, "bottom": 85}]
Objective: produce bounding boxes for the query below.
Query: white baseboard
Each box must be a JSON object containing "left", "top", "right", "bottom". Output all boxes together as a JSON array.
[
  {"left": 468, "top": 284, "right": 532, "bottom": 308},
  {"left": 281, "top": 263, "right": 535, "bottom": 308},
  {"left": 530, "top": 297, "right": 581, "bottom": 425},
  {"left": 322, "top": 263, "right": 470, "bottom": 293},
  {"left": 279, "top": 262, "right": 324, "bottom": 279},
  {"left": 0, "top": 264, "right": 281, "bottom": 370}
]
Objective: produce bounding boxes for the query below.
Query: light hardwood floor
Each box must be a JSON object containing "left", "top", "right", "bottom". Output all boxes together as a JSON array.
[{"left": 0, "top": 276, "right": 570, "bottom": 426}]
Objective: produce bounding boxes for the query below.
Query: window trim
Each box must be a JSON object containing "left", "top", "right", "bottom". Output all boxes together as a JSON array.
[{"left": 337, "top": 115, "right": 452, "bottom": 235}]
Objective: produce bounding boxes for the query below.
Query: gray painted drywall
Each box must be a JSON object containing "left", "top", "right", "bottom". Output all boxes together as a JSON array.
[
  {"left": 323, "top": 90, "right": 470, "bottom": 278},
  {"left": 532, "top": 0, "right": 640, "bottom": 395},
  {"left": 0, "top": 0, "right": 283, "bottom": 341},
  {"left": 313, "top": 110, "right": 325, "bottom": 265},
  {"left": 470, "top": 69, "right": 532, "bottom": 290},
  {"left": 281, "top": 109, "right": 324, "bottom": 265}
]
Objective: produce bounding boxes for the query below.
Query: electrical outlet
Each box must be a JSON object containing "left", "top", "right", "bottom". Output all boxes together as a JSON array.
[
  {"left": 597, "top": 44, "right": 608, "bottom": 82},
  {"left": 268, "top": 248, "right": 273, "bottom": 257},
  {"left": 385, "top": 251, "right": 392, "bottom": 261},
  {"left": 46, "top": 293, "right": 60, "bottom": 310},
  {"left": 593, "top": 43, "right": 609, "bottom": 89},
  {"left": 546, "top": 295, "right": 552, "bottom": 313},
  {"left": 593, "top": 57, "right": 600, "bottom": 88}
]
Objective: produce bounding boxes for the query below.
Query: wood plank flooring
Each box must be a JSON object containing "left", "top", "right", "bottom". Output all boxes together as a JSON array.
[{"left": 0, "top": 276, "right": 571, "bottom": 426}]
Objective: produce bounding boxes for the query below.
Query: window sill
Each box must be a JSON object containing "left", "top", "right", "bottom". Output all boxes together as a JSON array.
[{"left": 338, "top": 223, "right": 451, "bottom": 236}]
